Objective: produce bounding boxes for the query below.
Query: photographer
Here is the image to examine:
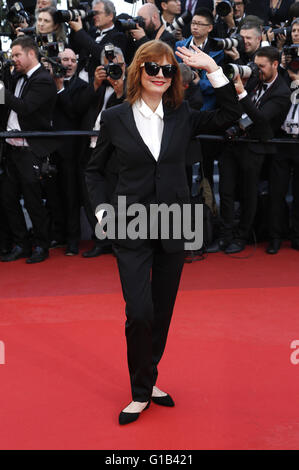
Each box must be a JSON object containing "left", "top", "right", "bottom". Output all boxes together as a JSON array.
[
  {"left": 6, "top": 1, "right": 33, "bottom": 40},
  {"left": 280, "top": 17, "right": 299, "bottom": 81},
  {"left": 15, "top": 6, "right": 67, "bottom": 49},
  {"left": 0, "top": 35, "right": 57, "bottom": 263},
  {"left": 78, "top": 45, "right": 126, "bottom": 258},
  {"left": 43, "top": 48, "right": 101, "bottom": 256},
  {"left": 213, "top": 0, "right": 248, "bottom": 38},
  {"left": 210, "top": 46, "right": 291, "bottom": 254},
  {"left": 159, "top": 0, "right": 183, "bottom": 40},
  {"left": 266, "top": 38, "right": 299, "bottom": 254},
  {"left": 176, "top": 7, "right": 224, "bottom": 187},
  {"left": 69, "top": 0, "right": 127, "bottom": 83},
  {"left": 35, "top": 6, "right": 66, "bottom": 43},
  {"left": 224, "top": 22, "right": 263, "bottom": 64},
  {"left": 128, "top": 3, "right": 176, "bottom": 51},
  {"left": 179, "top": 0, "right": 214, "bottom": 37}
]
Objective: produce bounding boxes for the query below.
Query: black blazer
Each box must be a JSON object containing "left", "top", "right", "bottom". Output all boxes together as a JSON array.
[
  {"left": 3, "top": 65, "right": 57, "bottom": 156},
  {"left": 240, "top": 74, "right": 291, "bottom": 154},
  {"left": 79, "top": 82, "right": 126, "bottom": 168},
  {"left": 53, "top": 75, "right": 99, "bottom": 158},
  {"left": 85, "top": 82, "right": 240, "bottom": 252}
]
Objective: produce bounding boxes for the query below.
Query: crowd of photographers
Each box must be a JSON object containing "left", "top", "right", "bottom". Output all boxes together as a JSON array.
[{"left": 0, "top": 0, "right": 298, "bottom": 263}]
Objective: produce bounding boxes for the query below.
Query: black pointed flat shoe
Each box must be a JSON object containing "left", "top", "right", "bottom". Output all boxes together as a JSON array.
[
  {"left": 118, "top": 401, "right": 150, "bottom": 425},
  {"left": 151, "top": 394, "right": 175, "bottom": 407}
]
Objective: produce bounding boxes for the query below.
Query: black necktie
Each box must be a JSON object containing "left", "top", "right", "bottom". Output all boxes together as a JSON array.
[{"left": 18, "top": 75, "right": 28, "bottom": 97}]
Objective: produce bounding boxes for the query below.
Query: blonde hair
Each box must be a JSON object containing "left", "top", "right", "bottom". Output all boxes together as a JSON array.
[{"left": 126, "top": 40, "right": 183, "bottom": 109}]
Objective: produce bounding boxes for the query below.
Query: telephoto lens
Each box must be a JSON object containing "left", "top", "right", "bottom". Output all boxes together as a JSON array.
[
  {"left": 166, "top": 10, "right": 192, "bottom": 34},
  {"left": 223, "top": 62, "right": 259, "bottom": 80},
  {"left": 209, "top": 34, "right": 245, "bottom": 52}
]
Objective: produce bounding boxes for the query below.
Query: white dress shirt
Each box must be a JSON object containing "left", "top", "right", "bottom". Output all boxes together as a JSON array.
[
  {"left": 132, "top": 99, "right": 164, "bottom": 161},
  {"left": 6, "top": 63, "right": 41, "bottom": 147},
  {"left": 95, "top": 25, "right": 115, "bottom": 43},
  {"left": 189, "top": 37, "right": 208, "bottom": 51}
]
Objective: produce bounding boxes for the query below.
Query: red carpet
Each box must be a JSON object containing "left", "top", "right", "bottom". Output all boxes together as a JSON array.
[{"left": 1, "top": 241, "right": 299, "bottom": 450}]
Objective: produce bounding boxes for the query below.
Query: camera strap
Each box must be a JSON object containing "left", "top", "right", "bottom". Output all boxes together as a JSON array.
[{"left": 155, "top": 25, "right": 165, "bottom": 41}]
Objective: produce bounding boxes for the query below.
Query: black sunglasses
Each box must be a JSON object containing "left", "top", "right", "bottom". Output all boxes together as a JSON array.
[{"left": 141, "top": 62, "right": 177, "bottom": 78}]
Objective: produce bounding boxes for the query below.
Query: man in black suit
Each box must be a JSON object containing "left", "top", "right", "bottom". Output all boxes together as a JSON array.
[
  {"left": 78, "top": 47, "right": 126, "bottom": 258},
  {"left": 175, "top": 7, "right": 225, "bottom": 187},
  {"left": 129, "top": 3, "right": 176, "bottom": 51},
  {"left": 69, "top": 0, "right": 127, "bottom": 83},
  {"left": 159, "top": 0, "right": 183, "bottom": 40},
  {"left": 214, "top": 46, "right": 291, "bottom": 254},
  {"left": 44, "top": 48, "right": 100, "bottom": 255},
  {"left": 1, "top": 35, "right": 57, "bottom": 263}
]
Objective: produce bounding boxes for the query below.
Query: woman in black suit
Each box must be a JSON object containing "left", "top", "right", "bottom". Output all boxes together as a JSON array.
[{"left": 86, "top": 40, "right": 241, "bottom": 425}]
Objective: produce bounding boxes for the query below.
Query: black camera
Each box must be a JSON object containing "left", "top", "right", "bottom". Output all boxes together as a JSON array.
[
  {"left": 165, "top": 10, "right": 192, "bottom": 35},
  {"left": 0, "top": 51, "right": 14, "bottom": 82},
  {"left": 19, "top": 26, "right": 36, "bottom": 35},
  {"left": 36, "top": 32, "right": 67, "bottom": 78},
  {"left": 263, "top": 25, "right": 291, "bottom": 39},
  {"left": 36, "top": 32, "right": 65, "bottom": 58},
  {"left": 283, "top": 44, "right": 299, "bottom": 73},
  {"left": 210, "top": 33, "right": 245, "bottom": 52},
  {"left": 216, "top": 0, "right": 235, "bottom": 17},
  {"left": 102, "top": 43, "right": 123, "bottom": 80},
  {"left": 223, "top": 61, "right": 259, "bottom": 80},
  {"left": 225, "top": 113, "right": 253, "bottom": 140},
  {"left": 43, "top": 56, "right": 68, "bottom": 78},
  {"left": 7, "top": 2, "right": 30, "bottom": 27},
  {"left": 53, "top": 0, "right": 95, "bottom": 24},
  {"left": 115, "top": 16, "right": 145, "bottom": 32}
]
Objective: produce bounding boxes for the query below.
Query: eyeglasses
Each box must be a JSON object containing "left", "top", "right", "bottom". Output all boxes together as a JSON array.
[
  {"left": 141, "top": 62, "right": 177, "bottom": 78},
  {"left": 191, "top": 22, "right": 211, "bottom": 27}
]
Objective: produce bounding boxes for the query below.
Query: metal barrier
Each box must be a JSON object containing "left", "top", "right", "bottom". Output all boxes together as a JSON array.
[{"left": 0, "top": 130, "right": 298, "bottom": 144}]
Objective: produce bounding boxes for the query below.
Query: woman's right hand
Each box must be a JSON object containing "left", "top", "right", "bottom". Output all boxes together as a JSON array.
[{"left": 175, "top": 46, "right": 219, "bottom": 74}]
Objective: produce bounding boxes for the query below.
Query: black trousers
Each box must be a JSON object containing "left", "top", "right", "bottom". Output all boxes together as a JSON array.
[
  {"left": 218, "top": 144, "right": 264, "bottom": 241},
  {"left": 78, "top": 146, "right": 112, "bottom": 247},
  {"left": 114, "top": 240, "right": 185, "bottom": 402},
  {"left": 268, "top": 143, "right": 299, "bottom": 240},
  {"left": 42, "top": 152, "right": 81, "bottom": 243},
  {"left": 2, "top": 146, "right": 49, "bottom": 250}
]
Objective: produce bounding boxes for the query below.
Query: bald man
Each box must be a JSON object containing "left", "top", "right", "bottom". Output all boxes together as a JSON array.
[{"left": 129, "top": 2, "right": 175, "bottom": 51}]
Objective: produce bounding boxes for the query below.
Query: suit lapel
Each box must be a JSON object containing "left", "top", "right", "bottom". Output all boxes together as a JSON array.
[
  {"left": 119, "top": 102, "right": 156, "bottom": 162},
  {"left": 259, "top": 75, "right": 279, "bottom": 107},
  {"left": 157, "top": 104, "right": 177, "bottom": 163},
  {"left": 20, "top": 66, "right": 42, "bottom": 97},
  {"left": 119, "top": 102, "right": 178, "bottom": 163}
]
